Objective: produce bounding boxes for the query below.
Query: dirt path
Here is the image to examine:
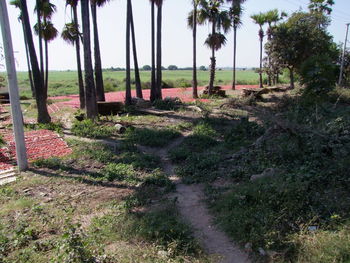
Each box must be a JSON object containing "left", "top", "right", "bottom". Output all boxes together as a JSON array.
[{"left": 139, "top": 136, "right": 251, "bottom": 263}]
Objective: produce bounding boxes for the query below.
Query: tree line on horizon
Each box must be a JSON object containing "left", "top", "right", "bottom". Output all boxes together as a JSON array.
[{"left": 8, "top": 0, "right": 346, "bottom": 123}]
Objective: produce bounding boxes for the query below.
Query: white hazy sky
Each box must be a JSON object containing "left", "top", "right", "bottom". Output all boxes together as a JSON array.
[{"left": 1, "top": 0, "right": 350, "bottom": 71}]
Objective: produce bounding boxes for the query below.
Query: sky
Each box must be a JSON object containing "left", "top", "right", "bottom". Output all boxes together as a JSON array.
[{"left": 1, "top": 0, "right": 350, "bottom": 71}]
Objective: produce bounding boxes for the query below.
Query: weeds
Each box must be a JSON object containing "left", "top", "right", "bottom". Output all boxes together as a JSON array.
[
  {"left": 71, "top": 119, "right": 115, "bottom": 139},
  {"left": 124, "top": 127, "right": 181, "bottom": 147}
]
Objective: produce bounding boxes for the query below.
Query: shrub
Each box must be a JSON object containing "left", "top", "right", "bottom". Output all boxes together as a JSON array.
[
  {"left": 102, "top": 163, "right": 138, "bottom": 182},
  {"left": 71, "top": 119, "right": 115, "bottom": 139},
  {"left": 153, "top": 97, "right": 182, "bottom": 110},
  {"left": 300, "top": 55, "right": 338, "bottom": 98}
]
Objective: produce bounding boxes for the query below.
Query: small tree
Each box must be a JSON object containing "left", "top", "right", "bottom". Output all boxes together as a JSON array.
[{"left": 266, "top": 12, "right": 338, "bottom": 90}]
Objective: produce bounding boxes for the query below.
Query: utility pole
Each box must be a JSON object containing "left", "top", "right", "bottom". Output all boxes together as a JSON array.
[
  {"left": 0, "top": 1, "right": 28, "bottom": 171},
  {"left": 338, "top": 23, "right": 350, "bottom": 86}
]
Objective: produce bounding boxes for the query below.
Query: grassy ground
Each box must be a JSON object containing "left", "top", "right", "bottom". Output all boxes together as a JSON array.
[
  {"left": 2, "top": 87, "right": 349, "bottom": 262},
  {"left": 0, "top": 70, "right": 288, "bottom": 98},
  {"left": 0, "top": 139, "right": 210, "bottom": 262}
]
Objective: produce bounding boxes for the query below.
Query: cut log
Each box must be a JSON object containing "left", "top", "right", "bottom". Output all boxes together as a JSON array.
[
  {"left": 115, "top": 123, "right": 126, "bottom": 134},
  {"left": 97, "top": 102, "right": 124, "bottom": 116}
]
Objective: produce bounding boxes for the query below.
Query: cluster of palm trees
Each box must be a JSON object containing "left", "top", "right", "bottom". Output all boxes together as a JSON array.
[
  {"left": 251, "top": 9, "right": 287, "bottom": 88},
  {"left": 11, "top": 0, "right": 286, "bottom": 123},
  {"left": 188, "top": 0, "right": 247, "bottom": 96},
  {"left": 12, "top": 0, "right": 168, "bottom": 122}
]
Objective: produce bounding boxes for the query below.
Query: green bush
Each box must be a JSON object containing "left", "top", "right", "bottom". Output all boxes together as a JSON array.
[
  {"left": 153, "top": 97, "right": 182, "bottom": 110},
  {"left": 102, "top": 163, "right": 138, "bottom": 182},
  {"left": 71, "top": 119, "right": 115, "bottom": 139},
  {"left": 300, "top": 55, "right": 338, "bottom": 98}
]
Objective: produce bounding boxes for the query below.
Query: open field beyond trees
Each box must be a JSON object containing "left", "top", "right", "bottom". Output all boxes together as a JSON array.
[{"left": 0, "top": 70, "right": 288, "bottom": 98}]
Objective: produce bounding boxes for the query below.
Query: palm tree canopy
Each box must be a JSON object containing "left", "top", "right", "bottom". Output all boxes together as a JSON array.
[
  {"left": 34, "top": 21, "right": 58, "bottom": 41},
  {"left": 10, "top": 0, "right": 21, "bottom": 8},
  {"left": 204, "top": 32, "right": 227, "bottom": 51},
  {"left": 35, "top": 0, "right": 57, "bottom": 19},
  {"left": 91, "top": 0, "right": 111, "bottom": 8},
  {"left": 251, "top": 13, "right": 266, "bottom": 27},
  {"left": 66, "top": 0, "right": 78, "bottom": 8},
  {"left": 61, "top": 23, "right": 78, "bottom": 45},
  {"left": 198, "top": 0, "right": 231, "bottom": 33}
]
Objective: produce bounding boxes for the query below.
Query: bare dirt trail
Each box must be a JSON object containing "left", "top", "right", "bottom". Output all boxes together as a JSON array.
[{"left": 139, "top": 136, "right": 251, "bottom": 263}]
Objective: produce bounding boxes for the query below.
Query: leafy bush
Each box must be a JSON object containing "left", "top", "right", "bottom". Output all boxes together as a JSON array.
[
  {"left": 71, "top": 119, "right": 115, "bottom": 139},
  {"left": 101, "top": 163, "right": 138, "bottom": 182},
  {"left": 300, "top": 55, "right": 338, "bottom": 98},
  {"left": 153, "top": 97, "right": 182, "bottom": 110}
]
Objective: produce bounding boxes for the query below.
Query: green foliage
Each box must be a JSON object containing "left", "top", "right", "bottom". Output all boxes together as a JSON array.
[
  {"left": 54, "top": 224, "right": 96, "bottom": 263},
  {"left": 295, "top": 225, "right": 350, "bottom": 263},
  {"left": 71, "top": 119, "right": 115, "bottom": 139},
  {"left": 24, "top": 122, "right": 64, "bottom": 134},
  {"left": 90, "top": 204, "right": 200, "bottom": 257},
  {"left": 101, "top": 163, "right": 138, "bottom": 182},
  {"left": 300, "top": 55, "right": 338, "bottom": 98},
  {"left": 124, "top": 127, "right": 181, "bottom": 147},
  {"left": 0, "top": 134, "right": 4, "bottom": 146},
  {"left": 210, "top": 98, "right": 350, "bottom": 258},
  {"left": 152, "top": 97, "right": 182, "bottom": 110},
  {"left": 224, "top": 119, "right": 264, "bottom": 148},
  {"left": 175, "top": 152, "right": 220, "bottom": 183}
]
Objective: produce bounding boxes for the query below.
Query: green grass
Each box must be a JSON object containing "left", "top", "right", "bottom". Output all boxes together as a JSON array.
[
  {"left": 0, "top": 70, "right": 285, "bottom": 98},
  {"left": 71, "top": 119, "right": 116, "bottom": 139},
  {"left": 124, "top": 127, "right": 181, "bottom": 147}
]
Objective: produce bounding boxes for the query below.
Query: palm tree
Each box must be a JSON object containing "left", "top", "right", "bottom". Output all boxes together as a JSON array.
[
  {"left": 35, "top": 0, "right": 57, "bottom": 97},
  {"left": 81, "top": 0, "right": 98, "bottom": 119},
  {"left": 125, "top": 0, "right": 132, "bottom": 105},
  {"left": 187, "top": 0, "right": 200, "bottom": 98},
  {"left": 35, "top": 0, "right": 44, "bottom": 87},
  {"left": 63, "top": 0, "right": 85, "bottom": 109},
  {"left": 130, "top": 0, "right": 143, "bottom": 98},
  {"left": 41, "top": 21, "right": 58, "bottom": 92},
  {"left": 10, "top": 0, "right": 35, "bottom": 98},
  {"left": 90, "top": 0, "right": 109, "bottom": 102},
  {"left": 19, "top": 0, "right": 51, "bottom": 123},
  {"left": 226, "top": 0, "right": 246, "bottom": 90},
  {"left": 149, "top": 0, "right": 156, "bottom": 101},
  {"left": 264, "top": 9, "right": 286, "bottom": 85},
  {"left": 155, "top": 0, "right": 163, "bottom": 100},
  {"left": 251, "top": 12, "right": 266, "bottom": 89},
  {"left": 198, "top": 0, "right": 231, "bottom": 95}
]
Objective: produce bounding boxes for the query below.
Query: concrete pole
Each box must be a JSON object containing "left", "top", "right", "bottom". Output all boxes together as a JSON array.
[
  {"left": 0, "top": 1, "right": 28, "bottom": 171},
  {"left": 338, "top": 23, "right": 350, "bottom": 86}
]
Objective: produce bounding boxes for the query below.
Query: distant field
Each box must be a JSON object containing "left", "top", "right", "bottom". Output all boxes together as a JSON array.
[{"left": 0, "top": 70, "right": 288, "bottom": 97}]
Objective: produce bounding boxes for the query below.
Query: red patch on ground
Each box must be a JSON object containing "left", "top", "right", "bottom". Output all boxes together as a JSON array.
[
  {"left": 50, "top": 85, "right": 259, "bottom": 109},
  {"left": 0, "top": 130, "right": 72, "bottom": 171}
]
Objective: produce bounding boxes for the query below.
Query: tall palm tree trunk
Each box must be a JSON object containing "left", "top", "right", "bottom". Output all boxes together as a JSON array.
[
  {"left": 44, "top": 39, "right": 49, "bottom": 96},
  {"left": 192, "top": 1, "right": 198, "bottom": 99},
  {"left": 90, "top": 2, "right": 105, "bottom": 102},
  {"left": 36, "top": 0, "right": 44, "bottom": 87},
  {"left": 81, "top": 0, "right": 98, "bottom": 119},
  {"left": 125, "top": 0, "right": 132, "bottom": 105},
  {"left": 20, "top": 0, "right": 51, "bottom": 123},
  {"left": 156, "top": 2, "right": 162, "bottom": 100},
  {"left": 73, "top": 5, "right": 85, "bottom": 109},
  {"left": 22, "top": 22, "right": 35, "bottom": 98},
  {"left": 130, "top": 0, "right": 142, "bottom": 98},
  {"left": 259, "top": 29, "right": 263, "bottom": 89},
  {"left": 208, "top": 22, "right": 216, "bottom": 95},
  {"left": 232, "top": 26, "right": 237, "bottom": 90},
  {"left": 150, "top": 1, "right": 156, "bottom": 102}
]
